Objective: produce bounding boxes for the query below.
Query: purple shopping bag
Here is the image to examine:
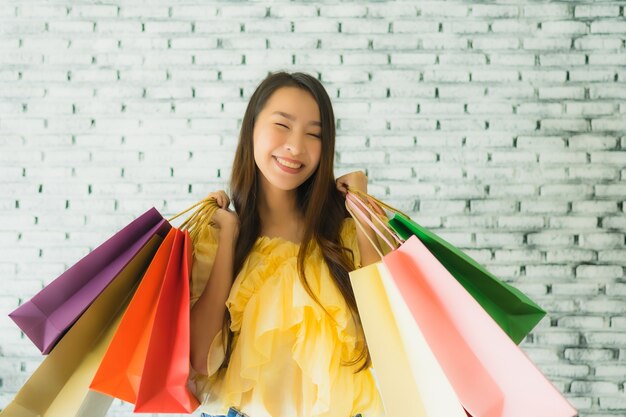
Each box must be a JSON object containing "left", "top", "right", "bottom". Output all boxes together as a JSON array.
[{"left": 9, "top": 207, "right": 171, "bottom": 354}]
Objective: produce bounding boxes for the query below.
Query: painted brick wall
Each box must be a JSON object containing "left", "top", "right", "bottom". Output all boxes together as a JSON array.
[{"left": 1, "top": 1, "right": 625, "bottom": 416}]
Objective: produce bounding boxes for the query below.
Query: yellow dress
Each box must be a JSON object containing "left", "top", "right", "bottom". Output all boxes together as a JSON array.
[{"left": 188, "top": 217, "right": 386, "bottom": 417}]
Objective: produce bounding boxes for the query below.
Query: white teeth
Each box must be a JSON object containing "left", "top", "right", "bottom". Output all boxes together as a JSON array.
[{"left": 276, "top": 157, "right": 302, "bottom": 169}]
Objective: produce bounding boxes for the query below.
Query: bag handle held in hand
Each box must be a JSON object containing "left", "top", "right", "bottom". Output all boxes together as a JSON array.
[
  {"left": 346, "top": 186, "right": 412, "bottom": 220},
  {"left": 167, "top": 197, "right": 220, "bottom": 244},
  {"left": 344, "top": 190, "right": 404, "bottom": 260},
  {"left": 346, "top": 192, "right": 404, "bottom": 247},
  {"left": 345, "top": 194, "right": 399, "bottom": 249},
  {"left": 345, "top": 197, "right": 388, "bottom": 260}
]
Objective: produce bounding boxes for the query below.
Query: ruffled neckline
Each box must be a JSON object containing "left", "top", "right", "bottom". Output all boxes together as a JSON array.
[{"left": 254, "top": 219, "right": 354, "bottom": 251}]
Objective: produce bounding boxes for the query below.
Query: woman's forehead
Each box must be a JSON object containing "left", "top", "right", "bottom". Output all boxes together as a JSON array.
[{"left": 263, "top": 88, "right": 320, "bottom": 122}]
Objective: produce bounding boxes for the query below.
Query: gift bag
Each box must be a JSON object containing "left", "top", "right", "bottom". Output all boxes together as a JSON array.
[
  {"left": 345, "top": 191, "right": 578, "bottom": 417},
  {"left": 5, "top": 197, "right": 229, "bottom": 415},
  {"left": 346, "top": 193, "right": 466, "bottom": 417},
  {"left": 9, "top": 208, "right": 170, "bottom": 353},
  {"left": 89, "top": 227, "right": 178, "bottom": 404},
  {"left": 90, "top": 227, "right": 199, "bottom": 413},
  {"left": 350, "top": 262, "right": 472, "bottom": 417},
  {"left": 134, "top": 228, "right": 199, "bottom": 412},
  {"left": 388, "top": 212, "right": 545, "bottom": 344},
  {"left": 0, "top": 233, "right": 163, "bottom": 417},
  {"left": 347, "top": 188, "right": 545, "bottom": 344},
  {"left": 383, "top": 235, "right": 578, "bottom": 417}
]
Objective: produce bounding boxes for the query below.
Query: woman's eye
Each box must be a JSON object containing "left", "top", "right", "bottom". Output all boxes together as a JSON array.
[{"left": 275, "top": 123, "right": 320, "bottom": 138}]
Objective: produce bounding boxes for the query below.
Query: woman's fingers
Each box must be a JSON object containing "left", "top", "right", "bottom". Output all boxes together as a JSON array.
[
  {"left": 220, "top": 192, "right": 230, "bottom": 209},
  {"left": 336, "top": 179, "right": 348, "bottom": 195},
  {"left": 207, "top": 190, "right": 230, "bottom": 209}
]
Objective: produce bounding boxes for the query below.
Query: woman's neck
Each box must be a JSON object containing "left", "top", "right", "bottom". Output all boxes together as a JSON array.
[{"left": 257, "top": 183, "right": 304, "bottom": 239}]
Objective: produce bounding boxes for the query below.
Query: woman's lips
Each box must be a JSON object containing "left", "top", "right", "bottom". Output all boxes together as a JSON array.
[{"left": 273, "top": 156, "right": 304, "bottom": 173}]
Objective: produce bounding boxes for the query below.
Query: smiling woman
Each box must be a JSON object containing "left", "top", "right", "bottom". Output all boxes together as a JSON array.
[{"left": 188, "top": 71, "right": 385, "bottom": 417}]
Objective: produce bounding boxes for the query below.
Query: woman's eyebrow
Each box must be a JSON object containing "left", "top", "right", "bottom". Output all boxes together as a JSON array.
[{"left": 272, "top": 111, "right": 321, "bottom": 127}]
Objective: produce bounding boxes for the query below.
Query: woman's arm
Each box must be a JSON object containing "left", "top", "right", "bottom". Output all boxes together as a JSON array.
[{"left": 189, "top": 223, "right": 238, "bottom": 375}]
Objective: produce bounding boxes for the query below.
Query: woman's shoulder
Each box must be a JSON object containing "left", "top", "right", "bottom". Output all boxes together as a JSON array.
[
  {"left": 341, "top": 216, "right": 356, "bottom": 229},
  {"left": 192, "top": 219, "right": 358, "bottom": 261},
  {"left": 194, "top": 223, "right": 219, "bottom": 246},
  {"left": 340, "top": 216, "right": 357, "bottom": 242}
]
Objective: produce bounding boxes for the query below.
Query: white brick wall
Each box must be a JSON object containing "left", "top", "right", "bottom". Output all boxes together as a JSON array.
[{"left": 1, "top": 0, "right": 625, "bottom": 416}]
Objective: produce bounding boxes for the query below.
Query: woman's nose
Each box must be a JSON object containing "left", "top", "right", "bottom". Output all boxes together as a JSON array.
[{"left": 284, "top": 133, "right": 305, "bottom": 154}]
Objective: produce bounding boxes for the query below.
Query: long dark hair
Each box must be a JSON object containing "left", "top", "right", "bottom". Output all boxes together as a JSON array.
[{"left": 219, "top": 70, "right": 371, "bottom": 373}]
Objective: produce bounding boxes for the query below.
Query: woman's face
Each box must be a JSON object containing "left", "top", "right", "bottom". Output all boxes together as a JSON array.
[{"left": 253, "top": 87, "right": 323, "bottom": 192}]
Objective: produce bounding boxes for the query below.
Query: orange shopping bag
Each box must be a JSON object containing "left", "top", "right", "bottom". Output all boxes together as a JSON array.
[
  {"left": 90, "top": 227, "right": 177, "bottom": 404},
  {"left": 90, "top": 197, "right": 219, "bottom": 413},
  {"left": 91, "top": 227, "right": 199, "bottom": 412}
]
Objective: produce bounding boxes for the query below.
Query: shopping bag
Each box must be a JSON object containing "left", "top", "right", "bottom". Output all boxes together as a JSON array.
[
  {"left": 89, "top": 227, "right": 178, "bottom": 404},
  {"left": 383, "top": 235, "right": 578, "bottom": 417},
  {"left": 349, "top": 262, "right": 467, "bottom": 417},
  {"left": 0, "top": 233, "right": 163, "bottom": 417},
  {"left": 345, "top": 192, "right": 577, "bottom": 417},
  {"left": 388, "top": 212, "right": 545, "bottom": 344},
  {"left": 9, "top": 207, "right": 170, "bottom": 354},
  {"left": 348, "top": 188, "right": 545, "bottom": 344},
  {"left": 134, "top": 228, "right": 199, "bottom": 412},
  {"left": 345, "top": 193, "right": 467, "bottom": 417}
]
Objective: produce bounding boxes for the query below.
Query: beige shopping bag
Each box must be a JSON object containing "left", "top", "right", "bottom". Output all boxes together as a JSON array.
[{"left": 1, "top": 234, "right": 163, "bottom": 417}]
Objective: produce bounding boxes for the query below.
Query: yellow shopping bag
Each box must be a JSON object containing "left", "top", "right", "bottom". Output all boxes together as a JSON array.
[{"left": 350, "top": 261, "right": 467, "bottom": 417}]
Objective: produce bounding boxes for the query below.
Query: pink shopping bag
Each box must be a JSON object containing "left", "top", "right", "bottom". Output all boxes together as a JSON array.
[{"left": 383, "top": 235, "right": 578, "bottom": 417}]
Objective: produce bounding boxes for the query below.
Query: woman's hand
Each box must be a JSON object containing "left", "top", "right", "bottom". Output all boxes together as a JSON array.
[
  {"left": 207, "top": 190, "right": 239, "bottom": 235},
  {"left": 336, "top": 170, "right": 368, "bottom": 196},
  {"left": 336, "top": 171, "right": 385, "bottom": 217},
  {"left": 336, "top": 171, "right": 386, "bottom": 266}
]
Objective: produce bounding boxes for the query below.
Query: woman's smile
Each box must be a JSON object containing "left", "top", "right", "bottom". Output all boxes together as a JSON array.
[{"left": 273, "top": 156, "right": 305, "bottom": 173}]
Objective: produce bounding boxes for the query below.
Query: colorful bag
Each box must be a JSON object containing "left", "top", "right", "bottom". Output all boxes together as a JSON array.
[
  {"left": 9, "top": 208, "right": 170, "bottom": 354},
  {"left": 5, "top": 197, "right": 219, "bottom": 415},
  {"left": 347, "top": 197, "right": 467, "bottom": 417},
  {"left": 134, "top": 228, "right": 199, "bottom": 412},
  {"left": 89, "top": 199, "right": 217, "bottom": 412},
  {"left": 0, "top": 233, "right": 163, "bottom": 417},
  {"left": 345, "top": 191, "right": 578, "bottom": 417},
  {"left": 384, "top": 235, "right": 577, "bottom": 417},
  {"left": 89, "top": 227, "right": 179, "bottom": 404},
  {"left": 348, "top": 188, "right": 545, "bottom": 344}
]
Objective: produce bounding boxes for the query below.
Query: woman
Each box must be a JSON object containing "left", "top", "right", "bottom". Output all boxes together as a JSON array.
[{"left": 188, "top": 71, "right": 386, "bottom": 417}]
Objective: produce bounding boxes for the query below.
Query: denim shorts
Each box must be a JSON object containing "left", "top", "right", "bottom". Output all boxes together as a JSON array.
[
  {"left": 201, "top": 407, "right": 363, "bottom": 417},
  {"left": 201, "top": 408, "right": 247, "bottom": 417}
]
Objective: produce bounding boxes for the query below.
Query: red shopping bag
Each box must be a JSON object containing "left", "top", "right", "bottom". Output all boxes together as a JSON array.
[{"left": 134, "top": 228, "right": 199, "bottom": 412}]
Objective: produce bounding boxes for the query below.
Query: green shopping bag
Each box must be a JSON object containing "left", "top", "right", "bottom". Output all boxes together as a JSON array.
[{"left": 348, "top": 188, "right": 546, "bottom": 344}]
